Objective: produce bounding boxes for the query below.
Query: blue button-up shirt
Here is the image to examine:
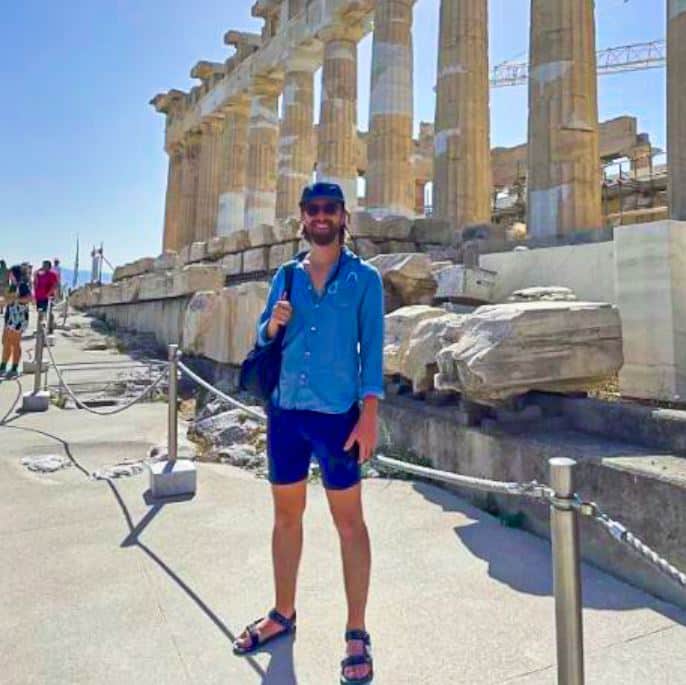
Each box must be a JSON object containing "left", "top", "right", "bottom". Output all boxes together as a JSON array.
[{"left": 256, "top": 247, "right": 385, "bottom": 413}]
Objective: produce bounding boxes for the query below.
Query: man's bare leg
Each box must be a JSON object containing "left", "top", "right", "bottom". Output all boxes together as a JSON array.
[
  {"left": 234, "top": 480, "right": 306, "bottom": 649},
  {"left": 326, "top": 483, "right": 372, "bottom": 681}
]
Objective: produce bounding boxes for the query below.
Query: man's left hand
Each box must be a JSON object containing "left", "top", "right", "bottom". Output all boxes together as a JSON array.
[{"left": 344, "top": 398, "right": 379, "bottom": 464}]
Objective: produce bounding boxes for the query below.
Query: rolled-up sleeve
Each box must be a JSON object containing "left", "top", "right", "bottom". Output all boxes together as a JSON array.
[
  {"left": 256, "top": 267, "right": 285, "bottom": 347},
  {"left": 358, "top": 269, "right": 385, "bottom": 399}
]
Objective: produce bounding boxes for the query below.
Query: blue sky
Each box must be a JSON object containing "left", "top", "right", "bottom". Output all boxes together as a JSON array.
[{"left": 0, "top": 0, "right": 666, "bottom": 269}]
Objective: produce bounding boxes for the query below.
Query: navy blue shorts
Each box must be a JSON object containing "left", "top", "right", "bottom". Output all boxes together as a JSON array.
[{"left": 267, "top": 402, "right": 361, "bottom": 490}]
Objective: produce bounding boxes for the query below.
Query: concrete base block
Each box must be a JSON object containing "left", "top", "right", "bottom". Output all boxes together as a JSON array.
[
  {"left": 148, "top": 459, "right": 197, "bottom": 499},
  {"left": 46, "top": 335, "right": 56, "bottom": 347},
  {"left": 22, "top": 361, "right": 48, "bottom": 374},
  {"left": 21, "top": 391, "right": 50, "bottom": 413}
]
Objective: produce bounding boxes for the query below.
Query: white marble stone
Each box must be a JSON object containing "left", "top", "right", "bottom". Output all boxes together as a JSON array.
[
  {"left": 434, "top": 265, "right": 496, "bottom": 304},
  {"left": 615, "top": 220, "right": 686, "bottom": 401},
  {"left": 436, "top": 300, "right": 624, "bottom": 404},
  {"left": 182, "top": 283, "right": 269, "bottom": 364},
  {"left": 384, "top": 305, "right": 445, "bottom": 377}
]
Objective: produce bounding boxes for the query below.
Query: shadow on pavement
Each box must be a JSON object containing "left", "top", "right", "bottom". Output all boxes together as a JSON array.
[
  {"left": 412, "top": 479, "right": 686, "bottom": 626},
  {"left": 2, "top": 420, "right": 298, "bottom": 684}
]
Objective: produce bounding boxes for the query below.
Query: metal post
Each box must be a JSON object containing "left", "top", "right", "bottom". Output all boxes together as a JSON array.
[
  {"left": 33, "top": 312, "right": 45, "bottom": 395},
  {"left": 62, "top": 294, "right": 69, "bottom": 329},
  {"left": 549, "top": 457, "right": 585, "bottom": 685},
  {"left": 167, "top": 344, "right": 178, "bottom": 462}
]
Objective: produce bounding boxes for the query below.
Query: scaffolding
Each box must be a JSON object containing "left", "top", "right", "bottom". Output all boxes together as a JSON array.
[{"left": 491, "top": 40, "right": 666, "bottom": 88}]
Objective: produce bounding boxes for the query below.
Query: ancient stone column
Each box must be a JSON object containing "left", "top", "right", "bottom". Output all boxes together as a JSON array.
[
  {"left": 668, "top": 0, "right": 686, "bottom": 219},
  {"left": 195, "top": 118, "right": 224, "bottom": 241},
  {"left": 244, "top": 78, "right": 282, "bottom": 230},
  {"left": 433, "top": 0, "right": 492, "bottom": 233},
  {"left": 162, "top": 143, "right": 185, "bottom": 251},
  {"left": 179, "top": 132, "right": 201, "bottom": 248},
  {"left": 317, "top": 26, "right": 363, "bottom": 210},
  {"left": 415, "top": 180, "right": 427, "bottom": 216},
  {"left": 288, "top": 0, "right": 306, "bottom": 19},
  {"left": 527, "top": 0, "right": 602, "bottom": 237},
  {"left": 217, "top": 98, "right": 250, "bottom": 235},
  {"left": 366, "top": 0, "right": 415, "bottom": 218},
  {"left": 276, "top": 62, "right": 317, "bottom": 220}
]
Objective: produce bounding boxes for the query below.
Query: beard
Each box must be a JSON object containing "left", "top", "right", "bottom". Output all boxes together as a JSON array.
[{"left": 305, "top": 221, "right": 341, "bottom": 246}]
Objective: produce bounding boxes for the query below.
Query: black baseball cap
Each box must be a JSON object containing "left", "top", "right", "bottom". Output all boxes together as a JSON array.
[{"left": 300, "top": 182, "right": 346, "bottom": 207}]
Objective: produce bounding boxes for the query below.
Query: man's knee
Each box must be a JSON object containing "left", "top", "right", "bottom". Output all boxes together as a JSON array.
[
  {"left": 333, "top": 513, "right": 367, "bottom": 542},
  {"left": 274, "top": 497, "right": 306, "bottom": 529}
]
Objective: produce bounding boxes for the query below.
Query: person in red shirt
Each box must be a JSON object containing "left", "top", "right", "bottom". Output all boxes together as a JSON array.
[{"left": 33, "top": 260, "right": 59, "bottom": 333}]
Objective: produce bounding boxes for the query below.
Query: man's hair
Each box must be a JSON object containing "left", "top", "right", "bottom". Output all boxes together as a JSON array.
[{"left": 42, "top": 260, "right": 52, "bottom": 269}]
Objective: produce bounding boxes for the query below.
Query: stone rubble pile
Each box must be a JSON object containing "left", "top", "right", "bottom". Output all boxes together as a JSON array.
[
  {"left": 434, "top": 301, "right": 623, "bottom": 404},
  {"left": 384, "top": 300, "right": 623, "bottom": 404}
]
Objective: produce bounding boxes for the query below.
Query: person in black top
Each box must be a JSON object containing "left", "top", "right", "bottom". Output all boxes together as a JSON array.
[{"left": 1, "top": 265, "right": 32, "bottom": 378}]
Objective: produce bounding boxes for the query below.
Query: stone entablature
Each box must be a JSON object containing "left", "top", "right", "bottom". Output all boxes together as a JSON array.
[{"left": 157, "top": 1, "right": 373, "bottom": 150}]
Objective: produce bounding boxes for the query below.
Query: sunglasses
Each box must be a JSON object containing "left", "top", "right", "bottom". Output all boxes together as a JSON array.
[{"left": 303, "top": 202, "right": 341, "bottom": 217}]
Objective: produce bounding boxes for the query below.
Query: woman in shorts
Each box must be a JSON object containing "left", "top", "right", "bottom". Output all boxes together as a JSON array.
[{"left": 1, "top": 265, "right": 32, "bottom": 378}]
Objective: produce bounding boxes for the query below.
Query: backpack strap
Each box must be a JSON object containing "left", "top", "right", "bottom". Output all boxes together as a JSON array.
[{"left": 283, "top": 261, "right": 296, "bottom": 302}]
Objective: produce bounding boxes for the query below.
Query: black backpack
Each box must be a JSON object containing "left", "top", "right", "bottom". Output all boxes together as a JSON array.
[{"left": 238, "top": 261, "right": 296, "bottom": 403}]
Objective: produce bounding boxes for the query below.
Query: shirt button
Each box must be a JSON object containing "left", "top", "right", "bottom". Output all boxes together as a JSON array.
[
  {"left": 310, "top": 326, "right": 316, "bottom": 332},
  {"left": 305, "top": 351, "right": 311, "bottom": 357},
  {"left": 307, "top": 285, "right": 312, "bottom": 291},
  {"left": 315, "top": 304, "right": 320, "bottom": 308}
]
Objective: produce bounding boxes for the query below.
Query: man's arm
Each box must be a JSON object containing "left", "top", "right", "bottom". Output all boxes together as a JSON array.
[{"left": 344, "top": 269, "right": 385, "bottom": 463}]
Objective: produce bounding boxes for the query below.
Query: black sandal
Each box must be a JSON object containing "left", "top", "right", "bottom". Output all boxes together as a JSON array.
[
  {"left": 232, "top": 608, "right": 296, "bottom": 656},
  {"left": 340, "top": 629, "right": 373, "bottom": 684}
]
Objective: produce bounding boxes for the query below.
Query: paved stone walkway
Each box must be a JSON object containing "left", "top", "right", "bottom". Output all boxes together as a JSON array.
[{"left": 1, "top": 315, "right": 685, "bottom": 684}]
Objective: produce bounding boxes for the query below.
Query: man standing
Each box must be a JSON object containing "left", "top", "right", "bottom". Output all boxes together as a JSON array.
[
  {"left": 33, "top": 260, "right": 59, "bottom": 333},
  {"left": 233, "top": 183, "right": 383, "bottom": 684}
]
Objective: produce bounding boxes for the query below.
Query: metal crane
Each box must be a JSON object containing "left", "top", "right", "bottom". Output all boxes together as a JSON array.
[{"left": 490, "top": 40, "right": 666, "bottom": 88}]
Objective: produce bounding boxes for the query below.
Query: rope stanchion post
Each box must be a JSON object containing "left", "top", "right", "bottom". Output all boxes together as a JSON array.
[
  {"left": 167, "top": 344, "right": 178, "bottom": 462},
  {"left": 549, "top": 458, "right": 585, "bottom": 685},
  {"left": 147, "top": 344, "right": 196, "bottom": 499},
  {"left": 33, "top": 312, "right": 45, "bottom": 395},
  {"left": 21, "top": 312, "right": 50, "bottom": 412}
]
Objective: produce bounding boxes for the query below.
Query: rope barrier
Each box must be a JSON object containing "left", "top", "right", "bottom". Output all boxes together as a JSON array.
[
  {"left": 44, "top": 339, "right": 169, "bottom": 416},
  {"left": 176, "top": 359, "right": 266, "bottom": 422},
  {"left": 374, "top": 455, "right": 552, "bottom": 500},
  {"left": 574, "top": 501, "right": 686, "bottom": 589}
]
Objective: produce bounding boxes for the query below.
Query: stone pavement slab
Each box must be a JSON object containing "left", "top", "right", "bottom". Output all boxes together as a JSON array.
[{"left": 0, "top": 314, "right": 685, "bottom": 684}]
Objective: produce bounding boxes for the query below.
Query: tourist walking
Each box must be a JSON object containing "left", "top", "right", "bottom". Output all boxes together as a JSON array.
[
  {"left": 33, "top": 260, "right": 59, "bottom": 334},
  {"left": 233, "top": 183, "right": 384, "bottom": 685},
  {"left": 1, "top": 265, "right": 32, "bottom": 378}
]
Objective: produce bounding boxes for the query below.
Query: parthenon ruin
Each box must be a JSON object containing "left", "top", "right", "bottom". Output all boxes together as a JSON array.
[{"left": 151, "top": 0, "right": 686, "bottom": 253}]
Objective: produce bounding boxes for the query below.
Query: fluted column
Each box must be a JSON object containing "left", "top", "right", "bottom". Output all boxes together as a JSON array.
[
  {"left": 217, "top": 98, "right": 250, "bottom": 235},
  {"left": 244, "top": 78, "right": 282, "bottom": 230},
  {"left": 434, "top": 0, "right": 491, "bottom": 233},
  {"left": 366, "top": 0, "right": 415, "bottom": 218},
  {"left": 195, "top": 118, "right": 224, "bottom": 241},
  {"left": 207, "top": 118, "right": 225, "bottom": 239},
  {"left": 179, "top": 132, "right": 201, "bottom": 248},
  {"left": 317, "top": 26, "right": 363, "bottom": 210},
  {"left": 527, "top": 0, "right": 602, "bottom": 237},
  {"left": 162, "top": 143, "right": 185, "bottom": 251},
  {"left": 668, "top": 0, "right": 686, "bottom": 219},
  {"left": 276, "top": 63, "right": 317, "bottom": 219}
]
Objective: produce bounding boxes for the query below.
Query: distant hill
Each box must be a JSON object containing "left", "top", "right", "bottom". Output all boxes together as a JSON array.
[{"left": 61, "top": 269, "right": 112, "bottom": 288}]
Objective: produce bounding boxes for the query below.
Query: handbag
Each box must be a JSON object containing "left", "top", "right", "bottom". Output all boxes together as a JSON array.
[{"left": 239, "top": 261, "right": 296, "bottom": 402}]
